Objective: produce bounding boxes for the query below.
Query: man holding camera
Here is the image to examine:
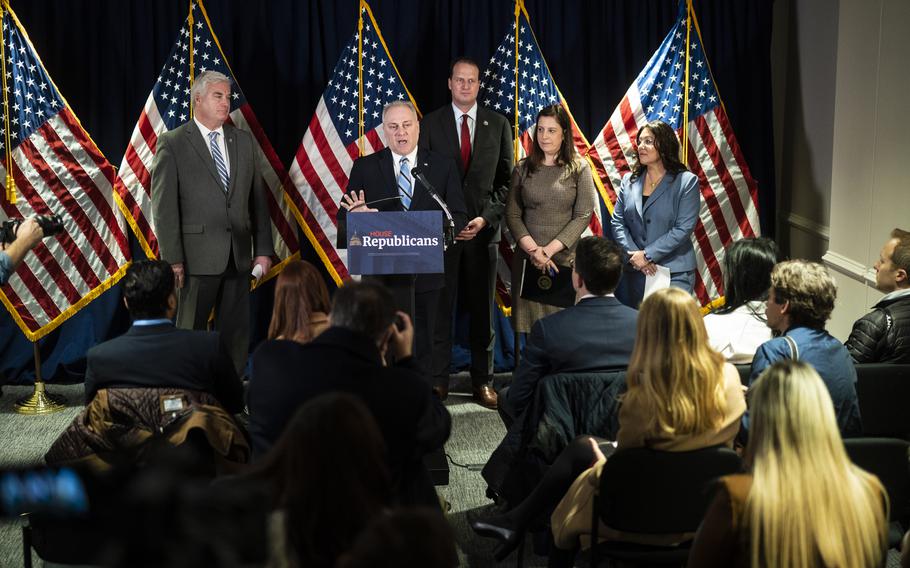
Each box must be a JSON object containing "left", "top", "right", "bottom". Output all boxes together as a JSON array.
[{"left": 0, "top": 217, "right": 44, "bottom": 286}]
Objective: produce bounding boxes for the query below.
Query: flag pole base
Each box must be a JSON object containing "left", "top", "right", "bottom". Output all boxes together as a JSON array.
[{"left": 14, "top": 381, "right": 66, "bottom": 415}]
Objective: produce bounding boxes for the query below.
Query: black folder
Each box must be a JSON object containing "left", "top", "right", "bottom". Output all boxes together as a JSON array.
[{"left": 518, "top": 259, "right": 575, "bottom": 308}]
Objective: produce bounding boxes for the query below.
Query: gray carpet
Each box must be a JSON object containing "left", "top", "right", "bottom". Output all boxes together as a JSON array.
[{"left": 0, "top": 379, "right": 902, "bottom": 568}]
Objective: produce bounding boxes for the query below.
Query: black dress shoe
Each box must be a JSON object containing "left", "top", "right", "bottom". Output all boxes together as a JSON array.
[{"left": 470, "top": 518, "right": 524, "bottom": 561}]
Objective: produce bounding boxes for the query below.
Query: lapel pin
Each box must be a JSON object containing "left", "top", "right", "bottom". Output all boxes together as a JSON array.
[{"left": 483, "top": 120, "right": 488, "bottom": 126}]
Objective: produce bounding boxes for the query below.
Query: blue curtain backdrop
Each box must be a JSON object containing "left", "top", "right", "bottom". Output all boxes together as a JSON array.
[{"left": 0, "top": 0, "right": 774, "bottom": 384}]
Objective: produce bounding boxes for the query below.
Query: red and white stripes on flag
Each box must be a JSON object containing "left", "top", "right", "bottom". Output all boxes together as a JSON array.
[
  {"left": 117, "top": 0, "right": 300, "bottom": 279},
  {"left": 0, "top": 7, "right": 131, "bottom": 341},
  {"left": 288, "top": 2, "right": 417, "bottom": 284},
  {"left": 586, "top": 2, "right": 760, "bottom": 305}
]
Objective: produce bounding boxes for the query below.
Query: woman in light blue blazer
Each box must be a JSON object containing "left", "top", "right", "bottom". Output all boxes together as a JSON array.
[{"left": 611, "top": 120, "right": 700, "bottom": 307}]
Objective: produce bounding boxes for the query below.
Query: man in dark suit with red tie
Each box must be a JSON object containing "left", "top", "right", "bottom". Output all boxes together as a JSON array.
[
  {"left": 338, "top": 101, "right": 468, "bottom": 378},
  {"left": 418, "top": 58, "right": 514, "bottom": 408}
]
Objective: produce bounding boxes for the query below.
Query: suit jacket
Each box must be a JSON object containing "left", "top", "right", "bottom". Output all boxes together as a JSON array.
[
  {"left": 337, "top": 147, "right": 468, "bottom": 291},
  {"left": 84, "top": 323, "right": 244, "bottom": 414},
  {"left": 506, "top": 296, "right": 638, "bottom": 418},
  {"left": 247, "top": 327, "right": 452, "bottom": 507},
  {"left": 418, "top": 105, "right": 513, "bottom": 242},
  {"left": 610, "top": 170, "right": 699, "bottom": 273},
  {"left": 151, "top": 121, "right": 274, "bottom": 275}
]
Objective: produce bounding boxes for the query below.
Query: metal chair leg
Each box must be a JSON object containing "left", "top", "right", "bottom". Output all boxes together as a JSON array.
[{"left": 21, "top": 515, "right": 32, "bottom": 568}]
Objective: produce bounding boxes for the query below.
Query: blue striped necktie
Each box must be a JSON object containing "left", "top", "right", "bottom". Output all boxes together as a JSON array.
[
  {"left": 208, "top": 131, "right": 229, "bottom": 192},
  {"left": 398, "top": 156, "right": 412, "bottom": 210}
]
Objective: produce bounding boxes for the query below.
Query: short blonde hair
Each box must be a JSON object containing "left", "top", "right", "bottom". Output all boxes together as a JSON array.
[{"left": 770, "top": 260, "right": 836, "bottom": 329}]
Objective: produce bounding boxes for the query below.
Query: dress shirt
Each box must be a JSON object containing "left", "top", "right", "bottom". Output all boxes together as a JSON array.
[
  {"left": 193, "top": 117, "right": 230, "bottom": 175},
  {"left": 577, "top": 292, "right": 615, "bottom": 303},
  {"left": 451, "top": 102, "right": 477, "bottom": 145}
]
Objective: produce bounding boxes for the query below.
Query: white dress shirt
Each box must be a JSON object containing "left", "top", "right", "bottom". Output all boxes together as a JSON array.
[
  {"left": 452, "top": 102, "right": 477, "bottom": 146},
  {"left": 194, "top": 117, "right": 230, "bottom": 176}
]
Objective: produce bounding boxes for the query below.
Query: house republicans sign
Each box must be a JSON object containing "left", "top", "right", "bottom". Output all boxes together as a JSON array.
[{"left": 346, "top": 211, "right": 444, "bottom": 275}]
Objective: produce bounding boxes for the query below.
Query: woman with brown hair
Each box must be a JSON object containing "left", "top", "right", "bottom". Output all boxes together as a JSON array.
[
  {"left": 267, "top": 260, "right": 331, "bottom": 344},
  {"left": 505, "top": 103, "right": 596, "bottom": 333},
  {"left": 471, "top": 287, "right": 746, "bottom": 561}
]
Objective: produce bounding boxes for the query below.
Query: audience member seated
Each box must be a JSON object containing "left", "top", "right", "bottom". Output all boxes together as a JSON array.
[
  {"left": 46, "top": 260, "right": 248, "bottom": 469},
  {"left": 267, "top": 259, "right": 331, "bottom": 344},
  {"left": 247, "top": 280, "right": 451, "bottom": 507},
  {"left": 750, "top": 260, "right": 862, "bottom": 436},
  {"left": 688, "top": 360, "right": 888, "bottom": 568},
  {"left": 846, "top": 228, "right": 910, "bottom": 363},
  {"left": 498, "top": 236, "right": 637, "bottom": 427},
  {"left": 82, "top": 259, "right": 243, "bottom": 412},
  {"left": 703, "top": 237, "right": 780, "bottom": 363},
  {"left": 471, "top": 288, "right": 746, "bottom": 561},
  {"left": 245, "top": 393, "right": 391, "bottom": 568},
  {"left": 337, "top": 508, "right": 459, "bottom": 568}
]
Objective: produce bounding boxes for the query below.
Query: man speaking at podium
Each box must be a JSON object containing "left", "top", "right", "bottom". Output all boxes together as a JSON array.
[{"left": 338, "top": 100, "right": 467, "bottom": 377}]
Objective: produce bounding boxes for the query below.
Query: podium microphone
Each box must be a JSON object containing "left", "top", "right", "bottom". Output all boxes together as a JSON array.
[{"left": 411, "top": 166, "right": 455, "bottom": 249}]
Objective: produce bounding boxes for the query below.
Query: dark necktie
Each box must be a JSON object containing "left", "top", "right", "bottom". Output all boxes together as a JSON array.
[{"left": 460, "top": 114, "right": 471, "bottom": 173}]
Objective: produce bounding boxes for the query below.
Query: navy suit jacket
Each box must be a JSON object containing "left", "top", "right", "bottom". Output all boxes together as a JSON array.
[
  {"left": 84, "top": 323, "right": 243, "bottom": 414},
  {"left": 337, "top": 147, "right": 468, "bottom": 291},
  {"left": 506, "top": 295, "right": 638, "bottom": 418},
  {"left": 611, "top": 170, "right": 700, "bottom": 272}
]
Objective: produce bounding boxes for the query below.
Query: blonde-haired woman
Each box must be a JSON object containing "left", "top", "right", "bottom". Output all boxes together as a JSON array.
[
  {"left": 472, "top": 288, "right": 746, "bottom": 561},
  {"left": 688, "top": 360, "right": 887, "bottom": 568}
]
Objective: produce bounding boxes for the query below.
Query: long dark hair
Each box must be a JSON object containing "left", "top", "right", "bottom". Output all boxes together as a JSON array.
[
  {"left": 630, "top": 120, "right": 688, "bottom": 181},
  {"left": 267, "top": 260, "right": 331, "bottom": 343},
  {"left": 522, "top": 104, "right": 578, "bottom": 176},
  {"left": 714, "top": 237, "right": 781, "bottom": 316},
  {"left": 247, "top": 393, "right": 391, "bottom": 567}
]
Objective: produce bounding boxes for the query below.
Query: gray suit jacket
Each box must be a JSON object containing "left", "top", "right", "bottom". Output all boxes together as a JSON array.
[
  {"left": 610, "top": 170, "right": 699, "bottom": 273},
  {"left": 151, "top": 121, "right": 273, "bottom": 275},
  {"left": 418, "top": 105, "right": 513, "bottom": 243}
]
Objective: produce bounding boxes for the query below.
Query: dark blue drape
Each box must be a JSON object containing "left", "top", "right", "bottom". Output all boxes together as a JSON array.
[{"left": 1, "top": 0, "right": 774, "bottom": 384}]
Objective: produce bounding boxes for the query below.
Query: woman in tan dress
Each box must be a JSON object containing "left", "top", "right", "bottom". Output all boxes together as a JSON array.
[{"left": 505, "top": 104, "right": 596, "bottom": 333}]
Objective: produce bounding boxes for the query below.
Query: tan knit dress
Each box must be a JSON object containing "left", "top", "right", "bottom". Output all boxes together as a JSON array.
[{"left": 505, "top": 159, "right": 596, "bottom": 333}]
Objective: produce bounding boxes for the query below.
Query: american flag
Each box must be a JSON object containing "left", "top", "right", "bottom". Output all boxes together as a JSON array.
[
  {"left": 117, "top": 0, "right": 300, "bottom": 278},
  {"left": 288, "top": 2, "right": 415, "bottom": 284},
  {"left": 587, "top": 1, "right": 761, "bottom": 305},
  {"left": 479, "top": 4, "right": 603, "bottom": 310},
  {"left": 0, "top": 7, "right": 131, "bottom": 341}
]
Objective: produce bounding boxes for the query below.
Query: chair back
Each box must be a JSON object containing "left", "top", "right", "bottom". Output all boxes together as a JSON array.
[
  {"left": 597, "top": 445, "right": 743, "bottom": 534},
  {"left": 844, "top": 437, "right": 910, "bottom": 524},
  {"left": 855, "top": 364, "right": 910, "bottom": 439}
]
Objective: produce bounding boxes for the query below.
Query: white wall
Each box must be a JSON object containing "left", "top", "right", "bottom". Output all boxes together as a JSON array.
[
  {"left": 773, "top": 0, "right": 910, "bottom": 341},
  {"left": 824, "top": 0, "right": 910, "bottom": 340}
]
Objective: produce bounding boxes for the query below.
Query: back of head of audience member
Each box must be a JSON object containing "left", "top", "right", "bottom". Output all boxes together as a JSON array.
[
  {"left": 250, "top": 393, "right": 391, "bottom": 568},
  {"left": 572, "top": 236, "right": 623, "bottom": 296},
  {"left": 267, "top": 260, "right": 331, "bottom": 343},
  {"left": 875, "top": 228, "right": 910, "bottom": 293},
  {"left": 336, "top": 508, "right": 458, "bottom": 568},
  {"left": 122, "top": 259, "right": 175, "bottom": 320},
  {"left": 768, "top": 260, "right": 836, "bottom": 331},
  {"left": 715, "top": 237, "right": 781, "bottom": 314},
  {"left": 330, "top": 280, "right": 397, "bottom": 347},
  {"left": 626, "top": 287, "right": 727, "bottom": 438},
  {"left": 746, "top": 360, "right": 887, "bottom": 567}
]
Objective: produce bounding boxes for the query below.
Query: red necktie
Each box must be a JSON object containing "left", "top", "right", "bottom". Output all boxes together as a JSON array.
[{"left": 460, "top": 114, "right": 471, "bottom": 173}]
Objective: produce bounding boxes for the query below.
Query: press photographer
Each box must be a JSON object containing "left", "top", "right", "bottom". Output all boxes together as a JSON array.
[{"left": 0, "top": 214, "right": 63, "bottom": 285}]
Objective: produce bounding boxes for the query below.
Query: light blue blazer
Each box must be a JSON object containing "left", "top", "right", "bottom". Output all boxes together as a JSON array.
[{"left": 610, "top": 170, "right": 700, "bottom": 273}]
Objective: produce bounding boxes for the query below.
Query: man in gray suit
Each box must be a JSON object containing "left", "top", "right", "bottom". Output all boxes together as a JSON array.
[
  {"left": 418, "top": 57, "right": 514, "bottom": 408},
  {"left": 151, "top": 70, "right": 274, "bottom": 374}
]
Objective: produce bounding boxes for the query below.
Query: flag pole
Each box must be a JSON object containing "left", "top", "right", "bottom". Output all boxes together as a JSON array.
[
  {"left": 188, "top": 0, "right": 196, "bottom": 117},
  {"left": 357, "top": 1, "right": 365, "bottom": 157},
  {"left": 14, "top": 341, "right": 66, "bottom": 415},
  {"left": 682, "top": 0, "right": 692, "bottom": 167},
  {"left": 512, "top": 0, "right": 521, "bottom": 158},
  {"left": 0, "top": 0, "right": 14, "bottom": 203}
]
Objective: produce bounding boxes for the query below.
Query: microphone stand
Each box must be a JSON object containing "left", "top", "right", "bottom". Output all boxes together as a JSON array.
[{"left": 411, "top": 168, "right": 455, "bottom": 250}]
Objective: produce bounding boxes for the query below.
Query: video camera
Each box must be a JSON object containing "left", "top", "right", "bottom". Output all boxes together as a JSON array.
[{"left": 0, "top": 213, "right": 64, "bottom": 244}]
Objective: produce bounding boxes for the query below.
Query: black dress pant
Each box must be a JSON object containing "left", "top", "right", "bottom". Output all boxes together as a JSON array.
[{"left": 431, "top": 234, "right": 498, "bottom": 389}]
